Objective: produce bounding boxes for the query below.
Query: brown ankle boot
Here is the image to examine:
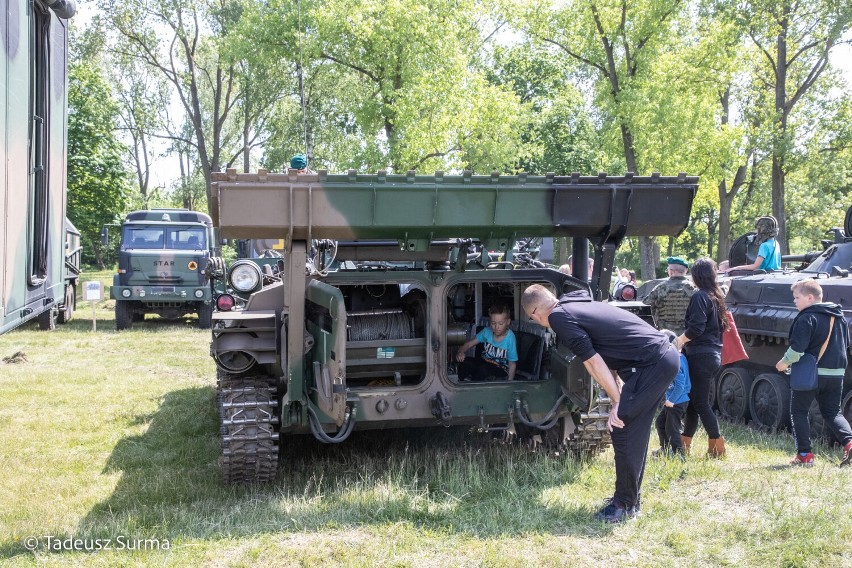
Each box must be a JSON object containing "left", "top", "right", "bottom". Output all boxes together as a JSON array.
[
  {"left": 681, "top": 435, "right": 693, "bottom": 456},
  {"left": 708, "top": 437, "right": 726, "bottom": 458}
]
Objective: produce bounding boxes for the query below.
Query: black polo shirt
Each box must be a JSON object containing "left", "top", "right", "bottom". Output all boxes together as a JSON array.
[{"left": 548, "top": 290, "right": 669, "bottom": 373}]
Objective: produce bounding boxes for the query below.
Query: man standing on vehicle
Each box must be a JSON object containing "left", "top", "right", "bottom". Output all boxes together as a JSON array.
[
  {"left": 643, "top": 256, "right": 695, "bottom": 334},
  {"left": 522, "top": 284, "right": 679, "bottom": 523}
]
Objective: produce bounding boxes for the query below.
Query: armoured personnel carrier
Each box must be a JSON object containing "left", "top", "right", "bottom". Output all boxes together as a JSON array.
[
  {"left": 207, "top": 169, "right": 698, "bottom": 484},
  {"left": 108, "top": 209, "right": 215, "bottom": 330},
  {"left": 715, "top": 210, "right": 852, "bottom": 438}
]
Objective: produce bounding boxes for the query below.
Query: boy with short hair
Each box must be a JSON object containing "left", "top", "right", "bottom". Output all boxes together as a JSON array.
[
  {"left": 456, "top": 304, "right": 518, "bottom": 381},
  {"left": 775, "top": 278, "right": 852, "bottom": 466},
  {"left": 653, "top": 330, "right": 691, "bottom": 457}
]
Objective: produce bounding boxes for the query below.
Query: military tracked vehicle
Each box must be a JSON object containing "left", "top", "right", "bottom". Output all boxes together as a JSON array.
[
  {"left": 107, "top": 209, "right": 215, "bottom": 330},
  {"left": 207, "top": 168, "right": 698, "bottom": 484},
  {"left": 715, "top": 208, "right": 852, "bottom": 438}
]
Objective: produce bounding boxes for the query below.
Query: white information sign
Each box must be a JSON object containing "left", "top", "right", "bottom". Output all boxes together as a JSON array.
[{"left": 84, "top": 281, "right": 102, "bottom": 301}]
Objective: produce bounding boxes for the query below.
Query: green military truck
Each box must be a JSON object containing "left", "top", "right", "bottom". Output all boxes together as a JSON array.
[
  {"left": 0, "top": 0, "right": 76, "bottom": 336},
  {"left": 109, "top": 209, "right": 215, "bottom": 330},
  {"left": 56, "top": 219, "right": 82, "bottom": 325},
  {"left": 208, "top": 168, "right": 698, "bottom": 484}
]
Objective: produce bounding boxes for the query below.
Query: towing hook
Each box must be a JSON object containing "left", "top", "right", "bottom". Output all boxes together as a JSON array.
[{"left": 430, "top": 391, "right": 452, "bottom": 426}]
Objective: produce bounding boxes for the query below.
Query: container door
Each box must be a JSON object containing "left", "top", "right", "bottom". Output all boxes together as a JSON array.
[{"left": 305, "top": 280, "right": 348, "bottom": 426}]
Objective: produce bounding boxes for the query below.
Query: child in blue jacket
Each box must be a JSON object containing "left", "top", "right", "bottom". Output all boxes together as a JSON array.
[{"left": 654, "top": 330, "right": 691, "bottom": 457}]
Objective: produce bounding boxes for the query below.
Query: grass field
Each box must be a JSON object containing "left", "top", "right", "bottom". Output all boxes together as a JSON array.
[{"left": 2, "top": 272, "right": 852, "bottom": 566}]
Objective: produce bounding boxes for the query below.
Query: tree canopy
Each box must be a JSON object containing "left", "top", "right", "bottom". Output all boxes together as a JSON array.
[{"left": 70, "top": 0, "right": 852, "bottom": 270}]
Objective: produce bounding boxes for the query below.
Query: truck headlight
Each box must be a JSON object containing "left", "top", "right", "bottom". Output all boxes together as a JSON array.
[
  {"left": 194, "top": 289, "right": 204, "bottom": 298},
  {"left": 121, "top": 289, "right": 132, "bottom": 298},
  {"left": 228, "top": 260, "right": 262, "bottom": 293}
]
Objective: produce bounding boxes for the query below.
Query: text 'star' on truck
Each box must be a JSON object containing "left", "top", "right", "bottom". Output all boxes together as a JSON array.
[{"left": 207, "top": 168, "right": 698, "bottom": 484}]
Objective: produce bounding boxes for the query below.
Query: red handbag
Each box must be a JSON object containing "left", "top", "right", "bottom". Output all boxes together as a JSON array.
[{"left": 721, "top": 311, "right": 748, "bottom": 365}]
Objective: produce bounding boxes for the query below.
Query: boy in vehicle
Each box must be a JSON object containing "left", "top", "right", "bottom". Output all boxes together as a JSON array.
[{"left": 456, "top": 304, "right": 518, "bottom": 381}]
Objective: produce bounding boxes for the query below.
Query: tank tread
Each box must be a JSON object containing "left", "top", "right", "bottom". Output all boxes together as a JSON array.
[
  {"left": 217, "top": 376, "right": 280, "bottom": 484},
  {"left": 507, "top": 396, "right": 613, "bottom": 457},
  {"left": 565, "top": 396, "right": 612, "bottom": 457}
]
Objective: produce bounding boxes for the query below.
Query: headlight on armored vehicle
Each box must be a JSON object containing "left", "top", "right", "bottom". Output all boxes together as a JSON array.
[
  {"left": 216, "top": 293, "right": 236, "bottom": 311},
  {"left": 619, "top": 284, "right": 637, "bottom": 301},
  {"left": 228, "top": 260, "right": 262, "bottom": 293}
]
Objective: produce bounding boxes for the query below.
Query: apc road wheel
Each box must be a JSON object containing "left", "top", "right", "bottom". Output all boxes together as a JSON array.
[
  {"left": 198, "top": 302, "right": 213, "bottom": 329},
  {"left": 716, "top": 367, "right": 753, "bottom": 423},
  {"left": 708, "top": 372, "right": 718, "bottom": 410},
  {"left": 842, "top": 391, "right": 852, "bottom": 427},
  {"left": 115, "top": 301, "right": 134, "bottom": 331},
  {"left": 37, "top": 308, "right": 56, "bottom": 331},
  {"left": 57, "top": 285, "right": 75, "bottom": 324},
  {"left": 749, "top": 373, "right": 791, "bottom": 432}
]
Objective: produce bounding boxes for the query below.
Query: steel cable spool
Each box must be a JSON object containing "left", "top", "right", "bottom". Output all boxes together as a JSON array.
[{"left": 347, "top": 310, "right": 414, "bottom": 341}]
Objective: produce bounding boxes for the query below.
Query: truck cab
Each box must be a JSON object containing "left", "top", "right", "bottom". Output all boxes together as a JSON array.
[{"left": 110, "top": 208, "right": 215, "bottom": 329}]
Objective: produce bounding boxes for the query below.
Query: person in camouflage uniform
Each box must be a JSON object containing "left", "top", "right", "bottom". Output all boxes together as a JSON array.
[{"left": 643, "top": 257, "right": 696, "bottom": 335}]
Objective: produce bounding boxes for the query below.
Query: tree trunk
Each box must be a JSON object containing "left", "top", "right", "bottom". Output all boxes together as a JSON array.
[
  {"left": 772, "top": 4, "right": 789, "bottom": 254},
  {"left": 620, "top": 125, "right": 656, "bottom": 280}
]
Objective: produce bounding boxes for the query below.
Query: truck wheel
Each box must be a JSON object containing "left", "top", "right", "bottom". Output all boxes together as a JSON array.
[
  {"left": 57, "top": 284, "right": 76, "bottom": 324},
  {"left": 198, "top": 302, "right": 213, "bottom": 329},
  {"left": 37, "top": 308, "right": 57, "bottom": 331},
  {"left": 115, "top": 301, "right": 134, "bottom": 331},
  {"left": 716, "top": 367, "right": 753, "bottom": 423},
  {"left": 749, "top": 373, "right": 791, "bottom": 432}
]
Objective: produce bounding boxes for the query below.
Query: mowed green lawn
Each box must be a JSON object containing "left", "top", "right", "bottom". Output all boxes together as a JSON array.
[{"left": 1, "top": 273, "right": 852, "bottom": 566}]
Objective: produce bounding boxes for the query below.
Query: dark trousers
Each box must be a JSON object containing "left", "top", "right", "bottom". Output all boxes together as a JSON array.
[
  {"left": 458, "top": 357, "right": 507, "bottom": 381},
  {"left": 790, "top": 375, "right": 852, "bottom": 454},
  {"left": 656, "top": 401, "right": 688, "bottom": 453},
  {"left": 683, "top": 351, "right": 721, "bottom": 439},
  {"left": 612, "top": 345, "right": 680, "bottom": 509}
]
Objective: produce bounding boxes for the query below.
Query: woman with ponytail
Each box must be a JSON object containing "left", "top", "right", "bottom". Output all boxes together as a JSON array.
[{"left": 674, "top": 258, "right": 727, "bottom": 458}]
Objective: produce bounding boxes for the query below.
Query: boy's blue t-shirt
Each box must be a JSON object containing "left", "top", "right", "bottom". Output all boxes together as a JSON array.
[
  {"left": 758, "top": 238, "right": 781, "bottom": 270},
  {"left": 475, "top": 327, "right": 519, "bottom": 370},
  {"left": 665, "top": 353, "right": 691, "bottom": 404}
]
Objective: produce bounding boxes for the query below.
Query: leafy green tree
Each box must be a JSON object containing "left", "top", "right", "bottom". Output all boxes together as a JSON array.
[
  {"left": 737, "top": 0, "right": 852, "bottom": 252},
  {"left": 304, "top": 0, "right": 525, "bottom": 172},
  {"left": 99, "top": 0, "right": 248, "bottom": 218},
  {"left": 67, "top": 54, "right": 131, "bottom": 268},
  {"left": 509, "top": 0, "right": 692, "bottom": 279},
  {"left": 488, "top": 43, "right": 600, "bottom": 175}
]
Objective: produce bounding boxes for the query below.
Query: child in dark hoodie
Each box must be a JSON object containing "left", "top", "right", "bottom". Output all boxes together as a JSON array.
[
  {"left": 775, "top": 278, "right": 852, "bottom": 467},
  {"left": 654, "top": 330, "right": 691, "bottom": 458}
]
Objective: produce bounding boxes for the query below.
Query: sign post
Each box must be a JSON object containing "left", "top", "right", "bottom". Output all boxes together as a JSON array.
[{"left": 84, "top": 281, "right": 102, "bottom": 332}]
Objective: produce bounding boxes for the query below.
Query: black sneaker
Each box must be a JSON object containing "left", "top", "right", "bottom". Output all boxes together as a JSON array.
[{"left": 595, "top": 498, "right": 636, "bottom": 523}]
